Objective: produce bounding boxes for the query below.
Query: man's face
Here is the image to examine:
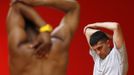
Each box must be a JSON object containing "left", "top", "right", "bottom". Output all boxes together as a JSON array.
[{"left": 92, "top": 40, "right": 110, "bottom": 59}]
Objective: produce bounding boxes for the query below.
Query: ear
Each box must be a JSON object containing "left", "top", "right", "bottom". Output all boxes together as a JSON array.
[{"left": 106, "top": 40, "right": 110, "bottom": 47}]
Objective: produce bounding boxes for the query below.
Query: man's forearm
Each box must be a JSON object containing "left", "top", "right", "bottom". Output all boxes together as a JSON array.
[
  {"left": 84, "top": 28, "right": 99, "bottom": 45},
  {"left": 93, "top": 22, "right": 119, "bottom": 31},
  {"left": 18, "top": 0, "right": 79, "bottom": 13},
  {"left": 47, "top": 0, "right": 79, "bottom": 12},
  {"left": 13, "top": 2, "right": 46, "bottom": 28}
]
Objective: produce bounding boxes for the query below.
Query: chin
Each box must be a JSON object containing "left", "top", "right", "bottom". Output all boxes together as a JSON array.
[{"left": 100, "top": 56, "right": 106, "bottom": 59}]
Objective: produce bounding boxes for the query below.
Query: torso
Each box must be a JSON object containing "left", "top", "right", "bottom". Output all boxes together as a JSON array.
[{"left": 92, "top": 44, "right": 128, "bottom": 75}]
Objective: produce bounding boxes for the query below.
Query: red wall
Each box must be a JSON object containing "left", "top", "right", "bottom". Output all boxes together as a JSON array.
[{"left": 0, "top": 0, "right": 134, "bottom": 75}]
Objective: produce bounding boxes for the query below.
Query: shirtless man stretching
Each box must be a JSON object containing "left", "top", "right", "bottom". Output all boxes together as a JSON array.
[{"left": 7, "top": 0, "right": 80, "bottom": 75}]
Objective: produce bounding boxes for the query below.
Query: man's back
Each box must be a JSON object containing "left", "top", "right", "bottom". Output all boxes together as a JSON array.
[
  {"left": 9, "top": 36, "right": 69, "bottom": 75},
  {"left": 8, "top": 17, "right": 70, "bottom": 75},
  {"left": 7, "top": 1, "right": 80, "bottom": 75}
]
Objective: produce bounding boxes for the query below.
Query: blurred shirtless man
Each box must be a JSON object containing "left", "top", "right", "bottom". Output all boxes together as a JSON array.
[{"left": 7, "top": 0, "right": 80, "bottom": 75}]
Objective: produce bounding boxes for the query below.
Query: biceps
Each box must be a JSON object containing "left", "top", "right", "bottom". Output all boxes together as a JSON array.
[
  {"left": 113, "top": 26, "right": 124, "bottom": 49},
  {"left": 8, "top": 28, "right": 35, "bottom": 57},
  {"left": 64, "top": 9, "right": 80, "bottom": 34},
  {"left": 51, "top": 13, "right": 79, "bottom": 41},
  {"left": 8, "top": 28, "right": 27, "bottom": 51}
]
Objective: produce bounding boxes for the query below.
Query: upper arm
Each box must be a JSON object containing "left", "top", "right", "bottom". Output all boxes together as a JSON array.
[
  {"left": 8, "top": 28, "right": 27, "bottom": 51},
  {"left": 51, "top": 4, "right": 80, "bottom": 45},
  {"left": 84, "top": 28, "right": 99, "bottom": 48},
  {"left": 113, "top": 24, "right": 125, "bottom": 49},
  {"left": 8, "top": 28, "right": 34, "bottom": 56},
  {"left": 7, "top": 6, "right": 27, "bottom": 53}
]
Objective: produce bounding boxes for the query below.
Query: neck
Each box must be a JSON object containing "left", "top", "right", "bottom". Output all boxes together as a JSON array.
[{"left": 107, "top": 47, "right": 112, "bottom": 55}]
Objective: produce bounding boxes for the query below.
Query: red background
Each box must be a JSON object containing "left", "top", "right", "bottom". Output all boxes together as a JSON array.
[{"left": 0, "top": 0, "right": 134, "bottom": 75}]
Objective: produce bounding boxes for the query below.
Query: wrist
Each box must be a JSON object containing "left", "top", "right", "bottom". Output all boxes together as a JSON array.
[{"left": 39, "top": 24, "right": 53, "bottom": 33}]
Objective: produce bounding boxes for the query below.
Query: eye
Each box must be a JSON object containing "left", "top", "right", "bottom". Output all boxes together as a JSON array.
[{"left": 97, "top": 46, "right": 102, "bottom": 50}]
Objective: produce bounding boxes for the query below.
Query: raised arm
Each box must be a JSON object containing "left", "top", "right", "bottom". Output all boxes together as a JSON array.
[
  {"left": 18, "top": 0, "right": 80, "bottom": 45},
  {"left": 7, "top": 3, "right": 32, "bottom": 55},
  {"left": 52, "top": 0, "right": 80, "bottom": 45},
  {"left": 85, "top": 22, "right": 124, "bottom": 49},
  {"left": 7, "top": 1, "right": 54, "bottom": 56},
  {"left": 11, "top": 2, "right": 47, "bottom": 28},
  {"left": 83, "top": 25, "right": 99, "bottom": 46},
  {"left": 51, "top": 0, "right": 80, "bottom": 40},
  {"left": 18, "top": 0, "right": 77, "bottom": 10}
]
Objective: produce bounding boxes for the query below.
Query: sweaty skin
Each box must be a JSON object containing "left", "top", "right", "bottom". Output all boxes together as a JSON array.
[{"left": 7, "top": 0, "right": 80, "bottom": 75}]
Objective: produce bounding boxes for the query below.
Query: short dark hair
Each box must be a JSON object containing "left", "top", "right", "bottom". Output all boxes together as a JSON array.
[{"left": 90, "top": 31, "right": 109, "bottom": 46}]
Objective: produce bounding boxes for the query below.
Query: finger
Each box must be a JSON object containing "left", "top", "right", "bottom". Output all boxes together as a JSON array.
[
  {"left": 10, "top": 0, "right": 17, "bottom": 6},
  {"left": 18, "top": 0, "right": 24, "bottom": 2},
  {"left": 32, "top": 40, "right": 41, "bottom": 49},
  {"left": 36, "top": 43, "right": 45, "bottom": 53},
  {"left": 35, "top": 44, "right": 50, "bottom": 58},
  {"left": 36, "top": 43, "right": 51, "bottom": 56},
  {"left": 17, "top": 0, "right": 28, "bottom": 4},
  {"left": 28, "top": 44, "right": 33, "bottom": 48}
]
